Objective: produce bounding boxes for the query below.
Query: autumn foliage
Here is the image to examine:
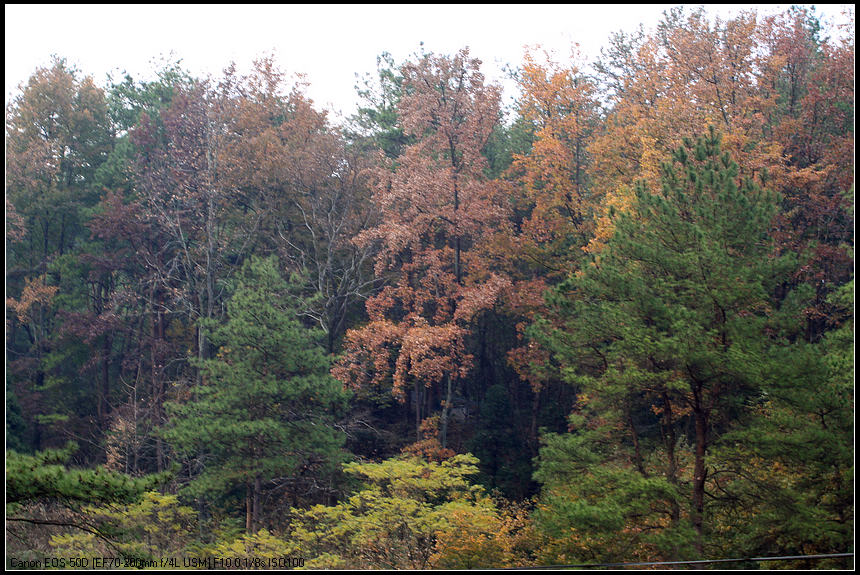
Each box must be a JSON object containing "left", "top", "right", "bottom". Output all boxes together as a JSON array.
[{"left": 6, "top": 6, "right": 853, "bottom": 569}]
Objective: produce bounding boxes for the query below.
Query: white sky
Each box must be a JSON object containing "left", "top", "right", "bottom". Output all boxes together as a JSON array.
[{"left": 5, "top": 4, "right": 854, "bottom": 123}]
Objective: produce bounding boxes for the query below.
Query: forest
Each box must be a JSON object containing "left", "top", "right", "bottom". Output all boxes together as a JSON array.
[{"left": 5, "top": 5, "right": 854, "bottom": 569}]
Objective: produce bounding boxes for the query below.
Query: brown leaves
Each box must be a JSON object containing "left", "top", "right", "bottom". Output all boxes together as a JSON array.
[
  {"left": 334, "top": 49, "right": 506, "bottom": 393},
  {"left": 401, "top": 416, "right": 456, "bottom": 461},
  {"left": 7, "top": 275, "right": 59, "bottom": 325}
]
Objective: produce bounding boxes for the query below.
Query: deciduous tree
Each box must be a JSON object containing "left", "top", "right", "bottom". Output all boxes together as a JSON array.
[{"left": 334, "top": 48, "right": 508, "bottom": 447}]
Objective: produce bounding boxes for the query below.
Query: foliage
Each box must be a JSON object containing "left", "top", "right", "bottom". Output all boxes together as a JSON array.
[
  {"left": 6, "top": 443, "right": 167, "bottom": 507},
  {"left": 161, "top": 255, "right": 349, "bottom": 532},
  {"left": 6, "top": 444, "right": 171, "bottom": 560},
  {"left": 288, "top": 454, "right": 532, "bottom": 568},
  {"left": 48, "top": 491, "right": 197, "bottom": 560},
  {"left": 533, "top": 128, "right": 800, "bottom": 560},
  {"left": 4, "top": 8, "right": 853, "bottom": 566},
  {"left": 333, "top": 48, "right": 509, "bottom": 449}
]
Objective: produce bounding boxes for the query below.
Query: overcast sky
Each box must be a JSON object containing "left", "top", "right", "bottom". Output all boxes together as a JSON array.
[{"left": 5, "top": 4, "right": 853, "bottom": 122}]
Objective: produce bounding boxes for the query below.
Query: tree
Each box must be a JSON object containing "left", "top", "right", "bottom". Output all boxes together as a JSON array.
[
  {"left": 333, "top": 48, "right": 508, "bottom": 448},
  {"left": 161, "top": 256, "right": 348, "bottom": 533},
  {"left": 288, "top": 454, "right": 529, "bottom": 569},
  {"left": 588, "top": 6, "right": 853, "bottom": 340},
  {"left": 348, "top": 51, "right": 413, "bottom": 160},
  {"left": 506, "top": 47, "right": 599, "bottom": 278},
  {"left": 6, "top": 57, "right": 114, "bottom": 454},
  {"left": 6, "top": 442, "right": 170, "bottom": 557},
  {"left": 220, "top": 57, "right": 380, "bottom": 353},
  {"left": 763, "top": 8, "right": 854, "bottom": 338},
  {"left": 588, "top": 7, "right": 785, "bottom": 251},
  {"left": 6, "top": 57, "right": 113, "bottom": 267},
  {"left": 48, "top": 491, "right": 197, "bottom": 562},
  {"left": 705, "top": 210, "right": 853, "bottom": 566},
  {"left": 534, "top": 128, "right": 794, "bottom": 559},
  {"left": 494, "top": 47, "right": 600, "bottom": 457}
]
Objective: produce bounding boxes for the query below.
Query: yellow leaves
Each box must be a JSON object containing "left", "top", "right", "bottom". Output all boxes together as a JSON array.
[
  {"left": 637, "top": 133, "right": 663, "bottom": 192},
  {"left": 430, "top": 497, "right": 538, "bottom": 569},
  {"left": 587, "top": 184, "right": 635, "bottom": 254}
]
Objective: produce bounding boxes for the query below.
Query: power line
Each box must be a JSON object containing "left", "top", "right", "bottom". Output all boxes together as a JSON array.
[{"left": 502, "top": 552, "right": 854, "bottom": 570}]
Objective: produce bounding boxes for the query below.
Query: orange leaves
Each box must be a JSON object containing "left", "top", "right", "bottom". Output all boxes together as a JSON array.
[
  {"left": 454, "top": 274, "right": 510, "bottom": 323},
  {"left": 586, "top": 7, "right": 853, "bottom": 262},
  {"left": 395, "top": 322, "right": 466, "bottom": 391},
  {"left": 332, "top": 319, "right": 404, "bottom": 392},
  {"left": 333, "top": 49, "right": 506, "bottom": 408},
  {"left": 7, "top": 274, "right": 59, "bottom": 325},
  {"left": 401, "top": 416, "right": 456, "bottom": 462},
  {"left": 509, "top": 48, "right": 597, "bottom": 270},
  {"left": 332, "top": 318, "right": 471, "bottom": 402}
]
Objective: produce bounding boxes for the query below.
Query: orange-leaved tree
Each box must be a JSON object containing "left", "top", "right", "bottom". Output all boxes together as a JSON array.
[
  {"left": 496, "top": 47, "right": 600, "bottom": 451},
  {"left": 333, "top": 48, "right": 509, "bottom": 448}
]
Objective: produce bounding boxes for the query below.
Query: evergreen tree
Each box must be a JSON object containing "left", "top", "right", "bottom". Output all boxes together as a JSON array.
[
  {"left": 6, "top": 442, "right": 166, "bottom": 506},
  {"left": 707, "top": 244, "right": 854, "bottom": 566},
  {"left": 162, "top": 256, "right": 349, "bottom": 533},
  {"left": 6, "top": 442, "right": 170, "bottom": 556},
  {"left": 533, "top": 128, "right": 795, "bottom": 561}
]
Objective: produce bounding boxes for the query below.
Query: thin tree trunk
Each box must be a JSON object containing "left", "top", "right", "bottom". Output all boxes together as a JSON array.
[
  {"left": 662, "top": 391, "right": 681, "bottom": 560},
  {"left": 245, "top": 484, "right": 253, "bottom": 533},
  {"left": 440, "top": 374, "right": 453, "bottom": 448},
  {"left": 252, "top": 474, "right": 262, "bottom": 533},
  {"left": 529, "top": 388, "right": 541, "bottom": 456},
  {"left": 100, "top": 332, "right": 111, "bottom": 426},
  {"left": 692, "top": 396, "right": 708, "bottom": 559},
  {"left": 415, "top": 382, "right": 423, "bottom": 442}
]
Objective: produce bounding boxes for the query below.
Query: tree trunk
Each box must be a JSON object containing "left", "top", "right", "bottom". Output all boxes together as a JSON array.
[
  {"left": 661, "top": 391, "right": 681, "bottom": 560},
  {"left": 692, "top": 397, "right": 708, "bottom": 558},
  {"left": 99, "top": 332, "right": 111, "bottom": 426},
  {"left": 245, "top": 483, "right": 253, "bottom": 533},
  {"left": 415, "top": 382, "right": 423, "bottom": 442},
  {"left": 529, "top": 387, "right": 541, "bottom": 456},
  {"left": 440, "top": 374, "right": 453, "bottom": 448},
  {"left": 252, "top": 474, "right": 262, "bottom": 533}
]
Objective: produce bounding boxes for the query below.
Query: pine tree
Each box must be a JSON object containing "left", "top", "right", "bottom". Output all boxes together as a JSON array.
[
  {"left": 162, "top": 256, "right": 349, "bottom": 533},
  {"left": 534, "top": 127, "right": 795, "bottom": 560},
  {"left": 6, "top": 442, "right": 170, "bottom": 555}
]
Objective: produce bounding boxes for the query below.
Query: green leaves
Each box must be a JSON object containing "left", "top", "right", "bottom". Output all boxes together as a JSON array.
[
  {"left": 6, "top": 443, "right": 168, "bottom": 506},
  {"left": 162, "top": 256, "right": 348, "bottom": 525},
  {"left": 533, "top": 129, "right": 800, "bottom": 561}
]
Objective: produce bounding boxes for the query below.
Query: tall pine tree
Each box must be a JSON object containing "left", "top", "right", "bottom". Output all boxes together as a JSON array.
[
  {"left": 162, "top": 256, "right": 348, "bottom": 533},
  {"left": 533, "top": 127, "right": 795, "bottom": 561}
]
